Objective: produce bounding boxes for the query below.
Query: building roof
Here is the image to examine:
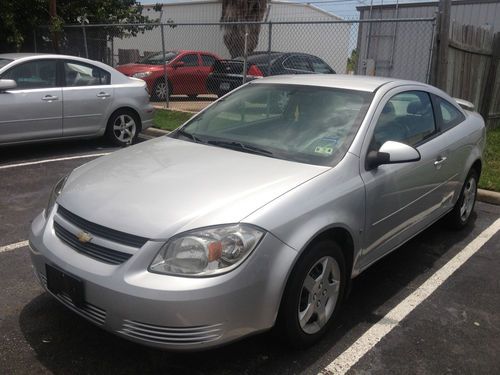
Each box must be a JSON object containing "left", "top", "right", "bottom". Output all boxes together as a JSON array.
[{"left": 357, "top": 0, "right": 500, "bottom": 11}]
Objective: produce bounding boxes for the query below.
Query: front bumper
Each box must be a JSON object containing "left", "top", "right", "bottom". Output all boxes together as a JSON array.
[{"left": 29, "top": 208, "right": 297, "bottom": 351}]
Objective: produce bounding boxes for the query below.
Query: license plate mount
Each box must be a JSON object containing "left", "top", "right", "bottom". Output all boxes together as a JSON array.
[{"left": 46, "top": 264, "right": 85, "bottom": 309}]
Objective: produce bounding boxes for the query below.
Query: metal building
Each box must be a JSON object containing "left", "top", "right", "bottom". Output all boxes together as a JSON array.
[
  {"left": 112, "top": 0, "right": 351, "bottom": 73},
  {"left": 356, "top": 0, "right": 500, "bottom": 82}
]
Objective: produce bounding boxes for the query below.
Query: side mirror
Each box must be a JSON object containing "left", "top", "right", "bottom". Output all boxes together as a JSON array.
[
  {"left": 173, "top": 61, "right": 185, "bottom": 68},
  {"left": 366, "top": 141, "right": 421, "bottom": 170},
  {"left": 0, "top": 79, "right": 17, "bottom": 91}
]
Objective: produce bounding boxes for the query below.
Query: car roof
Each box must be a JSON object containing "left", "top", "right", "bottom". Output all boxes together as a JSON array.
[{"left": 252, "top": 74, "right": 428, "bottom": 92}]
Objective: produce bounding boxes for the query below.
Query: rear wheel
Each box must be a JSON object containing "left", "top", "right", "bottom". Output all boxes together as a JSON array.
[
  {"left": 278, "top": 240, "right": 346, "bottom": 348},
  {"left": 446, "top": 168, "right": 478, "bottom": 229},
  {"left": 106, "top": 109, "right": 140, "bottom": 147}
]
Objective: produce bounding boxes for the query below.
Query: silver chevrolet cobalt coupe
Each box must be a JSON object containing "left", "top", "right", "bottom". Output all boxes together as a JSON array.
[{"left": 29, "top": 75, "right": 485, "bottom": 350}]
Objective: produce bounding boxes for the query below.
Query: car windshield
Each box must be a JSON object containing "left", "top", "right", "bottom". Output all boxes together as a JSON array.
[
  {"left": 0, "top": 58, "right": 13, "bottom": 69},
  {"left": 140, "top": 52, "right": 178, "bottom": 65},
  {"left": 174, "top": 83, "right": 373, "bottom": 166}
]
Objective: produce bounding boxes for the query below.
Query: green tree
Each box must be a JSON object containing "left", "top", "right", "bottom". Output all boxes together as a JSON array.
[
  {"left": 346, "top": 49, "right": 358, "bottom": 73},
  {"left": 220, "top": 0, "right": 269, "bottom": 58}
]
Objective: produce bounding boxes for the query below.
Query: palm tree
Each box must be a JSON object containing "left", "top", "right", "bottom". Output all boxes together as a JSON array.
[{"left": 220, "top": 0, "right": 269, "bottom": 58}]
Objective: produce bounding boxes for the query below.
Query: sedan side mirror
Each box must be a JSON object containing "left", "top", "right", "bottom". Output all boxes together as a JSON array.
[
  {"left": 366, "top": 141, "right": 421, "bottom": 170},
  {"left": 173, "top": 61, "right": 185, "bottom": 68},
  {"left": 0, "top": 79, "right": 17, "bottom": 91}
]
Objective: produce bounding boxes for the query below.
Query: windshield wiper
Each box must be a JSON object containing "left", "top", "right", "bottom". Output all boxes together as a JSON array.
[
  {"left": 207, "top": 140, "right": 273, "bottom": 156},
  {"left": 176, "top": 129, "right": 203, "bottom": 143}
]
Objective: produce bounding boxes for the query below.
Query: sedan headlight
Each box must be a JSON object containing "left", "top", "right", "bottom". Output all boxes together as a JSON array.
[
  {"left": 45, "top": 175, "right": 68, "bottom": 218},
  {"left": 132, "top": 71, "right": 152, "bottom": 79},
  {"left": 149, "top": 224, "right": 265, "bottom": 276}
]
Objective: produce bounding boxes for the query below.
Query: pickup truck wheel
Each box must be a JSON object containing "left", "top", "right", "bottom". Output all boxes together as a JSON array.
[{"left": 278, "top": 240, "right": 346, "bottom": 348}]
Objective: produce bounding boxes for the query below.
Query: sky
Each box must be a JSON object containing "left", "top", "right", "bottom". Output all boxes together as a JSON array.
[{"left": 140, "top": 0, "right": 436, "bottom": 20}]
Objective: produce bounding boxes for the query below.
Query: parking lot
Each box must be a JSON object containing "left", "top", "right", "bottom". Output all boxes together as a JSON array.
[{"left": 1, "top": 136, "right": 499, "bottom": 375}]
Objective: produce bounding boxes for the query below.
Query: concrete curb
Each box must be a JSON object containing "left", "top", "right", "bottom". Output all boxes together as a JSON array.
[
  {"left": 477, "top": 189, "right": 500, "bottom": 205},
  {"left": 152, "top": 104, "right": 197, "bottom": 114},
  {"left": 141, "top": 127, "right": 500, "bottom": 207}
]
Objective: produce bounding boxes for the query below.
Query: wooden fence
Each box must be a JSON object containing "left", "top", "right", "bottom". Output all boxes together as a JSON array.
[{"left": 444, "top": 22, "right": 500, "bottom": 127}]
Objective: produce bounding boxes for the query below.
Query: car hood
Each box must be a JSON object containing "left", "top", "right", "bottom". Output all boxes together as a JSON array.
[
  {"left": 116, "top": 64, "right": 162, "bottom": 75},
  {"left": 57, "top": 137, "right": 329, "bottom": 240}
]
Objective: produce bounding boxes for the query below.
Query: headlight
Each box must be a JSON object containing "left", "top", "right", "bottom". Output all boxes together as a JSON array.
[
  {"left": 149, "top": 224, "right": 264, "bottom": 276},
  {"left": 132, "top": 71, "right": 152, "bottom": 79},
  {"left": 45, "top": 175, "right": 68, "bottom": 218}
]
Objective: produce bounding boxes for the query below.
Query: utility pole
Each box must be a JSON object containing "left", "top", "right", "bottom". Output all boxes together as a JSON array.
[
  {"left": 437, "top": 0, "right": 451, "bottom": 90},
  {"left": 49, "top": 0, "right": 60, "bottom": 53}
]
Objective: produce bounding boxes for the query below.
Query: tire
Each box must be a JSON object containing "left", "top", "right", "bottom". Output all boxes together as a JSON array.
[
  {"left": 278, "top": 240, "right": 346, "bottom": 348},
  {"left": 445, "top": 168, "right": 479, "bottom": 229},
  {"left": 106, "top": 109, "right": 140, "bottom": 147},
  {"left": 152, "top": 79, "right": 171, "bottom": 101}
]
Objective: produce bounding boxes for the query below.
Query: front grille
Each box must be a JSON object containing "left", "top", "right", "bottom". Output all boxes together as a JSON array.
[
  {"left": 119, "top": 320, "right": 224, "bottom": 345},
  {"left": 58, "top": 206, "right": 148, "bottom": 248},
  {"left": 39, "top": 272, "right": 106, "bottom": 326},
  {"left": 54, "top": 221, "right": 132, "bottom": 265}
]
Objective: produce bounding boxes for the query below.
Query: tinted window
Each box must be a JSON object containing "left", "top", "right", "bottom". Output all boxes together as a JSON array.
[
  {"left": 2, "top": 60, "right": 57, "bottom": 89},
  {"left": 309, "top": 57, "right": 334, "bottom": 74},
  {"left": 64, "top": 61, "right": 111, "bottom": 86},
  {"left": 435, "top": 96, "right": 465, "bottom": 131},
  {"left": 178, "top": 84, "right": 372, "bottom": 166},
  {"left": 371, "top": 91, "right": 436, "bottom": 150},
  {"left": 179, "top": 54, "right": 199, "bottom": 67},
  {"left": 283, "top": 56, "right": 312, "bottom": 72},
  {"left": 140, "top": 52, "right": 178, "bottom": 65},
  {"left": 201, "top": 55, "right": 216, "bottom": 67}
]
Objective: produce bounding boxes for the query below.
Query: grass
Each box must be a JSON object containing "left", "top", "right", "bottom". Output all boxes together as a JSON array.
[
  {"left": 151, "top": 108, "right": 500, "bottom": 192},
  {"left": 479, "top": 126, "right": 500, "bottom": 192},
  {"left": 153, "top": 109, "right": 194, "bottom": 131}
]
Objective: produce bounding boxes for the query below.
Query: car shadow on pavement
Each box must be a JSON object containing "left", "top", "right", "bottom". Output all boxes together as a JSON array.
[{"left": 19, "top": 215, "right": 480, "bottom": 375}]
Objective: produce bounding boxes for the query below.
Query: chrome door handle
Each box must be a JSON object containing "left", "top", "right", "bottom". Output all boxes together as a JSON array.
[
  {"left": 96, "top": 92, "right": 111, "bottom": 98},
  {"left": 434, "top": 156, "right": 447, "bottom": 168},
  {"left": 41, "top": 95, "right": 58, "bottom": 101}
]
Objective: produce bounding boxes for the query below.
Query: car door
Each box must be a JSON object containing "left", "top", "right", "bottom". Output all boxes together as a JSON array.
[
  {"left": 200, "top": 54, "right": 218, "bottom": 94},
  {"left": 0, "top": 59, "right": 62, "bottom": 143},
  {"left": 170, "top": 53, "right": 202, "bottom": 95},
  {"left": 61, "top": 60, "right": 114, "bottom": 136},
  {"left": 359, "top": 89, "right": 451, "bottom": 268}
]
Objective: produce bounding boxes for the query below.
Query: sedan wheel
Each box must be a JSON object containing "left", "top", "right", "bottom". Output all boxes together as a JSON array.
[
  {"left": 153, "top": 79, "right": 170, "bottom": 101},
  {"left": 279, "top": 240, "right": 346, "bottom": 348},
  {"left": 446, "top": 168, "right": 478, "bottom": 229},
  {"left": 106, "top": 110, "right": 139, "bottom": 146}
]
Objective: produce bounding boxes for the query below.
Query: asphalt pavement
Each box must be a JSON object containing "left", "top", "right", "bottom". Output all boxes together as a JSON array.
[{"left": 0, "top": 136, "right": 499, "bottom": 375}]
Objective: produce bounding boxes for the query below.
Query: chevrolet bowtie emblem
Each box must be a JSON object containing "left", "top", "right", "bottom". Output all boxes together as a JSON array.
[{"left": 77, "top": 231, "right": 93, "bottom": 243}]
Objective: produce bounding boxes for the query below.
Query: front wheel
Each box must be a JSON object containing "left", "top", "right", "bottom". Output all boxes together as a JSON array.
[
  {"left": 446, "top": 169, "right": 478, "bottom": 229},
  {"left": 278, "top": 240, "right": 346, "bottom": 348},
  {"left": 106, "top": 109, "right": 139, "bottom": 147},
  {"left": 152, "top": 79, "right": 171, "bottom": 101}
]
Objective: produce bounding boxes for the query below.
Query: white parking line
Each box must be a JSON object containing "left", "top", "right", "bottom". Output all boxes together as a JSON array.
[
  {"left": 321, "top": 218, "right": 500, "bottom": 375},
  {"left": 0, "top": 153, "right": 110, "bottom": 170},
  {"left": 0, "top": 240, "right": 29, "bottom": 254}
]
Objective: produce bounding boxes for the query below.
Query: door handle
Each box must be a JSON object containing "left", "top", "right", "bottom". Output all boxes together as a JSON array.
[
  {"left": 96, "top": 92, "right": 111, "bottom": 98},
  {"left": 41, "top": 95, "right": 59, "bottom": 101},
  {"left": 434, "top": 156, "right": 447, "bottom": 169}
]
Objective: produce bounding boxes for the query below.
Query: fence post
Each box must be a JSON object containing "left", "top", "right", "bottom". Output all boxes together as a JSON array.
[
  {"left": 33, "top": 29, "right": 38, "bottom": 53},
  {"left": 160, "top": 23, "right": 170, "bottom": 108},
  {"left": 426, "top": 18, "right": 438, "bottom": 84},
  {"left": 82, "top": 25, "right": 89, "bottom": 58},
  {"left": 436, "top": 0, "right": 451, "bottom": 90},
  {"left": 267, "top": 22, "right": 273, "bottom": 76},
  {"left": 242, "top": 24, "right": 249, "bottom": 84},
  {"left": 480, "top": 33, "right": 500, "bottom": 126}
]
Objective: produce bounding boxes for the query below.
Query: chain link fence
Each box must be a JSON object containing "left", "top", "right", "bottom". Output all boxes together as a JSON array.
[{"left": 35, "top": 19, "right": 435, "bottom": 109}]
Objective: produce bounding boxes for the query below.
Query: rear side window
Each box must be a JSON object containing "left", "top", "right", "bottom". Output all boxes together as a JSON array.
[
  {"left": 371, "top": 91, "right": 436, "bottom": 150},
  {"left": 64, "top": 61, "right": 111, "bottom": 86},
  {"left": 201, "top": 55, "right": 216, "bottom": 67},
  {"left": 435, "top": 96, "right": 465, "bottom": 131},
  {"left": 179, "top": 54, "right": 199, "bottom": 67},
  {"left": 283, "top": 56, "right": 312, "bottom": 72},
  {"left": 2, "top": 60, "right": 57, "bottom": 89},
  {"left": 309, "top": 57, "right": 335, "bottom": 74}
]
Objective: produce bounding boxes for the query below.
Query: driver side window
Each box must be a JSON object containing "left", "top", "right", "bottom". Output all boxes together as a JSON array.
[{"left": 370, "top": 91, "right": 436, "bottom": 151}]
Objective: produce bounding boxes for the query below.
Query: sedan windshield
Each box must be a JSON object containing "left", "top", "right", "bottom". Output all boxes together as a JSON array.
[
  {"left": 174, "top": 83, "right": 373, "bottom": 166},
  {"left": 0, "top": 58, "right": 13, "bottom": 69},
  {"left": 140, "top": 52, "right": 178, "bottom": 65}
]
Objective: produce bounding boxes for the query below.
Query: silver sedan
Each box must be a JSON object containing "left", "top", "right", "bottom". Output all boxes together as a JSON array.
[
  {"left": 0, "top": 53, "right": 154, "bottom": 146},
  {"left": 29, "top": 75, "right": 485, "bottom": 350}
]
